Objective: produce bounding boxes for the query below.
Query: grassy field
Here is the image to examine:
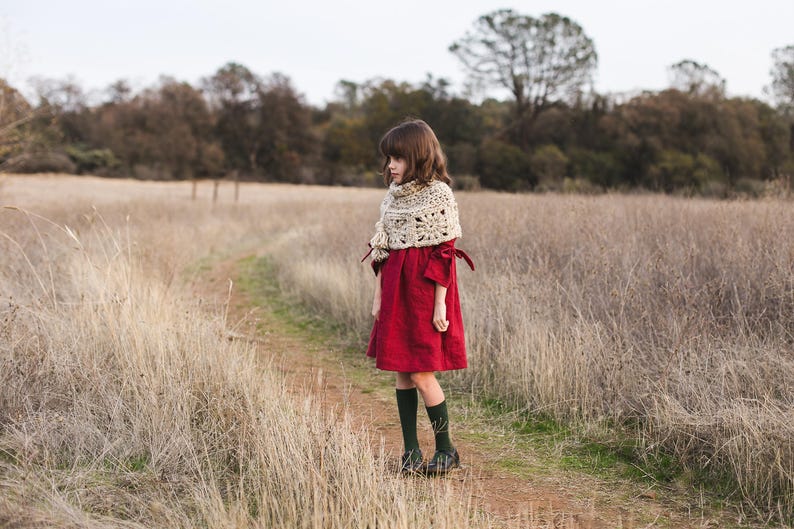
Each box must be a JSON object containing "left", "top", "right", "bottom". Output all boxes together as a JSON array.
[
  {"left": 257, "top": 182, "right": 794, "bottom": 523},
  {"left": 2, "top": 174, "right": 793, "bottom": 525},
  {"left": 0, "top": 175, "right": 487, "bottom": 528}
]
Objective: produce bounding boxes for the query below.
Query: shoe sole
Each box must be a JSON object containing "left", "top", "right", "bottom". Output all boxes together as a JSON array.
[{"left": 424, "top": 463, "right": 461, "bottom": 476}]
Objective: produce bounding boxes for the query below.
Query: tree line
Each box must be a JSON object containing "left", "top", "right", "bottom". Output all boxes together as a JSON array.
[{"left": 1, "top": 9, "right": 793, "bottom": 195}]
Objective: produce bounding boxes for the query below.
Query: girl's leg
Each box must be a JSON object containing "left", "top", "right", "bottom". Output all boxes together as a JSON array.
[
  {"left": 394, "top": 372, "right": 421, "bottom": 471},
  {"left": 408, "top": 371, "right": 444, "bottom": 407},
  {"left": 397, "top": 372, "right": 460, "bottom": 474},
  {"left": 395, "top": 372, "right": 415, "bottom": 390},
  {"left": 410, "top": 373, "right": 459, "bottom": 472}
]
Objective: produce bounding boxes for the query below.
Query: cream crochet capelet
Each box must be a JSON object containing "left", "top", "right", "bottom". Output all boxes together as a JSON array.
[{"left": 368, "top": 179, "right": 462, "bottom": 263}]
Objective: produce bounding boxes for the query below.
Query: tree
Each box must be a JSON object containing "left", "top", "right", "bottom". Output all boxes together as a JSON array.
[
  {"left": 767, "top": 45, "right": 794, "bottom": 115},
  {"left": 450, "top": 9, "right": 597, "bottom": 146},
  {"left": 106, "top": 79, "right": 133, "bottom": 104},
  {"left": 646, "top": 150, "right": 721, "bottom": 192},
  {"left": 254, "top": 72, "right": 316, "bottom": 181},
  {"left": 0, "top": 79, "right": 35, "bottom": 164},
  {"left": 334, "top": 80, "right": 361, "bottom": 113},
  {"left": 87, "top": 77, "right": 220, "bottom": 179},
  {"left": 476, "top": 139, "right": 533, "bottom": 190},
  {"left": 202, "top": 62, "right": 261, "bottom": 108},
  {"left": 317, "top": 77, "right": 493, "bottom": 184},
  {"left": 202, "top": 62, "right": 263, "bottom": 173},
  {"left": 668, "top": 59, "right": 725, "bottom": 97},
  {"left": 767, "top": 45, "right": 794, "bottom": 163},
  {"left": 29, "top": 75, "right": 87, "bottom": 114},
  {"left": 28, "top": 76, "right": 91, "bottom": 146},
  {"left": 148, "top": 77, "right": 218, "bottom": 179},
  {"left": 531, "top": 144, "right": 568, "bottom": 189}
]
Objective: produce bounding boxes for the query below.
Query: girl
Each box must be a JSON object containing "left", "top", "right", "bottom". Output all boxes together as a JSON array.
[{"left": 363, "top": 119, "right": 474, "bottom": 475}]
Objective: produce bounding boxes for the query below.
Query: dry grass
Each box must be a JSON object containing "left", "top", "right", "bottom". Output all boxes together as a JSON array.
[
  {"left": 258, "top": 187, "right": 794, "bottom": 523},
  {"left": 455, "top": 194, "right": 794, "bottom": 522},
  {"left": 0, "top": 176, "right": 490, "bottom": 528},
  {"left": 3, "top": 174, "right": 794, "bottom": 524}
]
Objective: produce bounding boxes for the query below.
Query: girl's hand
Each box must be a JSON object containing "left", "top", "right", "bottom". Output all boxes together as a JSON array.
[
  {"left": 433, "top": 301, "right": 448, "bottom": 332},
  {"left": 372, "top": 270, "right": 382, "bottom": 320}
]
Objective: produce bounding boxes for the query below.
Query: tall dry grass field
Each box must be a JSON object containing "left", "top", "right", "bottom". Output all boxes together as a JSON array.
[
  {"left": 0, "top": 176, "right": 488, "bottom": 528},
  {"left": 2, "top": 174, "right": 793, "bottom": 524},
  {"left": 261, "top": 186, "right": 794, "bottom": 522}
]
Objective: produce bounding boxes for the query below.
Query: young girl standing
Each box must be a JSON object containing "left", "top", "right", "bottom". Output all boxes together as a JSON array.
[{"left": 363, "top": 119, "right": 474, "bottom": 475}]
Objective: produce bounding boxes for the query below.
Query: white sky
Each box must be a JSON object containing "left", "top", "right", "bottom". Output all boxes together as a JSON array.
[{"left": 2, "top": 0, "right": 793, "bottom": 106}]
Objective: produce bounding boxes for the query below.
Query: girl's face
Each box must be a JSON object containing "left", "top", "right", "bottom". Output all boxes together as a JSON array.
[{"left": 388, "top": 155, "right": 408, "bottom": 184}]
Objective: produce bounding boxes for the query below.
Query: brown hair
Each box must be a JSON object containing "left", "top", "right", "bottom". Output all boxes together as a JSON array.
[{"left": 379, "top": 119, "right": 451, "bottom": 186}]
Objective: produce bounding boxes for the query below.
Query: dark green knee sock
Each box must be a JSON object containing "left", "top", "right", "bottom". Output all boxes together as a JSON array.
[
  {"left": 425, "top": 400, "right": 453, "bottom": 452},
  {"left": 395, "top": 388, "right": 419, "bottom": 452}
]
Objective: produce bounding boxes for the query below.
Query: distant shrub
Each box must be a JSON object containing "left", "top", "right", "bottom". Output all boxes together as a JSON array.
[
  {"left": 1, "top": 151, "right": 77, "bottom": 174},
  {"left": 561, "top": 176, "right": 603, "bottom": 194},
  {"left": 476, "top": 139, "right": 533, "bottom": 190},
  {"left": 698, "top": 179, "right": 729, "bottom": 199},
  {"left": 65, "top": 145, "right": 120, "bottom": 174},
  {"left": 733, "top": 177, "right": 766, "bottom": 198},
  {"left": 569, "top": 148, "right": 622, "bottom": 188},
  {"left": 646, "top": 150, "right": 722, "bottom": 193},
  {"left": 132, "top": 164, "right": 172, "bottom": 180},
  {"left": 531, "top": 144, "right": 568, "bottom": 191},
  {"left": 446, "top": 142, "right": 478, "bottom": 176},
  {"left": 453, "top": 174, "right": 481, "bottom": 191}
]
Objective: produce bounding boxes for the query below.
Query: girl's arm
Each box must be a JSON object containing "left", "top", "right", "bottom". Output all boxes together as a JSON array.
[
  {"left": 432, "top": 283, "right": 448, "bottom": 332},
  {"left": 372, "top": 269, "right": 382, "bottom": 319}
]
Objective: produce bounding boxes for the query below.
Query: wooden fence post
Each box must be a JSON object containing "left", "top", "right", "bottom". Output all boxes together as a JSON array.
[{"left": 232, "top": 170, "right": 240, "bottom": 203}]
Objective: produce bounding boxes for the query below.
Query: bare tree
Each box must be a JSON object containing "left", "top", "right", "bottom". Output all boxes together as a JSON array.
[
  {"left": 29, "top": 75, "right": 87, "bottom": 113},
  {"left": 767, "top": 45, "right": 794, "bottom": 115},
  {"left": 766, "top": 45, "right": 794, "bottom": 190},
  {"left": 106, "top": 79, "right": 133, "bottom": 104},
  {"left": 0, "top": 80, "right": 33, "bottom": 135},
  {"left": 0, "top": 79, "right": 37, "bottom": 168},
  {"left": 0, "top": 20, "right": 36, "bottom": 165},
  {"left": 668, "top": 59, "right": 726, "bottom": 97},
  {"left": 450, "top": 9, "right": 597, "bottom": 146}
]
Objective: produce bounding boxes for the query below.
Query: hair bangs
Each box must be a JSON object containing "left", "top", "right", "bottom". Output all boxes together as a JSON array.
[{"left": 379, "top": 127, "right": 410, "bottom": 159}]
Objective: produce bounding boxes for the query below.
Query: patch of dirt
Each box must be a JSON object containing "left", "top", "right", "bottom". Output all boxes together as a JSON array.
[{"left": 194, "top": 255, "right": 732, "bottom": 529}]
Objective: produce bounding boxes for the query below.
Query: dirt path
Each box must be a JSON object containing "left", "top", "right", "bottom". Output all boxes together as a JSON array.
[{"left": 197, "top": 254, "right": 730, "bottom": 529}]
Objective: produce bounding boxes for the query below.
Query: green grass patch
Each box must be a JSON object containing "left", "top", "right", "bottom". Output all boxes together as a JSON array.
[
  {"left": 506, "top": 412, "right": 684, "bottom": 483},
  {"left": 236, "top": 256, "right": 350, "bottom": 341},
  {"left": 234, "top": 255, "right": 387, "bottom": 393},
  {"left": 99, "top": 454, "right": 150, "bottom": 473},
  {"left": 123, "top": 454, "right": 149, "bottom": 473},
  {"left": 0, "top": 447, "right": 18, "bottom": 465}
]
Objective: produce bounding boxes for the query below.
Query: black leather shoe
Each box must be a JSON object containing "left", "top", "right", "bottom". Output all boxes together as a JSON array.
[
  {"left": 426, "top": 448, "right": 460, "bottom": 475},
  {"left": 400, "top": 449, "right": 424, "bottom": 474}
]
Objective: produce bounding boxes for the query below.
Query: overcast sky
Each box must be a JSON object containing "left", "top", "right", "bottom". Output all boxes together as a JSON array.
[{"left": 2, "top": 0, "right": 792, "bottom": 106}]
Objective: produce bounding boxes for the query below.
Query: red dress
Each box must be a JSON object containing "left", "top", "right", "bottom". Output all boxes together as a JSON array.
[{"left": 366, "top": 239, "right": 474, "bottom": 372}]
